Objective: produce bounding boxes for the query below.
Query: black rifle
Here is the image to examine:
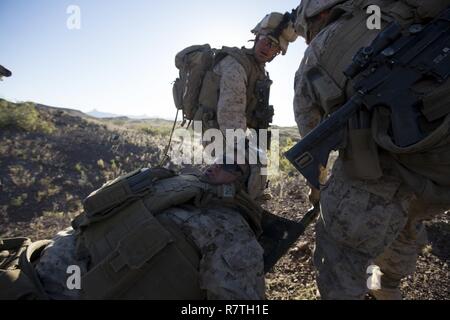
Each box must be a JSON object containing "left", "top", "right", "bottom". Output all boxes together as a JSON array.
[
  {"left": 0, "top": 65, "right": 12, "bottom": 78},
  {"left": 286, "top": 8, "right": 450, "bottom": 189},
  {"left": 261, "top": 204, "right": 320, "bottom": 273},
  {"left": 254, "top": 78, "right": 274, "bottom": 130}
]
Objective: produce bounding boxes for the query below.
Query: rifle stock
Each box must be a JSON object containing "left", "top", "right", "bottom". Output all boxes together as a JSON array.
[
  {"left": 285, "top": 94, "right": 363, "bottom": 189},
  {"left": 262, "top": 204, "right": 320, "bottom": 273}
]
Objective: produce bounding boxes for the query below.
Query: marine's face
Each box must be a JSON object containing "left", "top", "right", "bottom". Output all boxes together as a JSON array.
[
  {"left": 254, "top": 36, "right": 282, "bottom": 63},
  {"left": 204, "top": 164, "right": 242, "bottom": 185}
]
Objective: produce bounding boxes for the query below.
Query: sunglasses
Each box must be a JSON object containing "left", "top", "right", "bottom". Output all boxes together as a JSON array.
[{"left": 262, "top": 37, "right": 281, "bottom": 51}]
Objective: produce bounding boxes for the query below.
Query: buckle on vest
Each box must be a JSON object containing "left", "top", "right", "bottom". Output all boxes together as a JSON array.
[{"left": 221, "top": 184, "right": 236, "bottom": 198}]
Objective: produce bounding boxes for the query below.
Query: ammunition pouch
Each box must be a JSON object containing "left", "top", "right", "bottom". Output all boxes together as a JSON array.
[
  {"left": 305, "top": 65, "right": 346, "bottom": 116},
  {"left": 79, "top": 199, "right": 204, "bottom": 300},
  {"left": 193, "top": 106, "right": 219, "bottom": 133},
  {"left": 249, "top": 104, "right": 274, "bottom": 132},
  {"left": 248, "top": 78, "right": 274, "bottom": 130},
  {"left": 373, "top": 108, "right": 450, "bottom": 205},
  {"left": 342, "top": 111, "right": 383, "bottom": 180},
  {"left": 343, "top": 128, "right": 383, "bottom": 180}
]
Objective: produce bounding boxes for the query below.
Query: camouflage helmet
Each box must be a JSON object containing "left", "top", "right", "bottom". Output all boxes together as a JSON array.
[
  {"left": 252, "top": 12, "right": 298, "bottom": 55},
  {"left": 295, "top": 0, "right": 345, "bottom": 40}
]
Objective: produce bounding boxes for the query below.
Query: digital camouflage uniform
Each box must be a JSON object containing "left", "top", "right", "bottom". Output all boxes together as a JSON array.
[
  {"left": 294, "top": 0, "right": 450, "bottom": 299},
  {"left": 35, "top": 205, "right": 265, "bottom": 300},
  {"left": 205, "top": 14, "right": 297, "bottom": 201},
  {"left": 212, "top": 52, "right": 270, "bottom": 202},
  {"left": 161, "top": 205, "right": 265, "bottom": 300},
  {"left": 214, "top": 56, "right": 249, "bottom": 134},
  {"left": 35, "top": 228, "right": 87, "bottom": 300}
]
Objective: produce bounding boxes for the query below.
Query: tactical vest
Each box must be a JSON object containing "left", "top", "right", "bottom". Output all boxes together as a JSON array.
[
  {"left": 309, "top": 0, "right": 450, "bottom": 203},
  {"left": 196, "top": 47, "right": 274, "bottom": 131},
  {"left": 70, "top": 168, "right": 263, "bottom": 300}
]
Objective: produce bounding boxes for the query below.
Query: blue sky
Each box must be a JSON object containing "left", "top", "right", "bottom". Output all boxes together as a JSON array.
[{"left": 0, "top": 0, "right": 306, "bottom": 126}]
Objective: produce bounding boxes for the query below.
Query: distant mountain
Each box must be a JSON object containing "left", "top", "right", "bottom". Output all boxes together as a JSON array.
[
  {"left": 34, "top": 104, "right": 171, "bottom": 123},
  {"left": 87, "top": 109, "right": 150, "bottom": 119},
  {"left": 86, "top": 109, "right": 119, "bottom": 118}
]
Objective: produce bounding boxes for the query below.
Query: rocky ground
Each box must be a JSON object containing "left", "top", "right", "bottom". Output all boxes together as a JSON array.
[
  {"left": 1, "top": 103, "right": 448, "bottom": 300},
  {"left": 0, "top": 104, "right": 164, "bottom": 228},
  {"left": 263, "top": 177, "right": 450, "bottom": 300}
]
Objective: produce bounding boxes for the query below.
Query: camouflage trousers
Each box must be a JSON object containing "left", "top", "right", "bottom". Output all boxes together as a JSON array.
[
  {"left": 35, "top": 228, "right": 86, "bottom": 300},
  {"left": 160, "top": 205, "right": 265, "bottom": 300},
  {"left": 314, "top": 158, "right": 447, "bottom": 300},
  {"left": 35, "top": 206, "right": 265, "bottom": 300}
]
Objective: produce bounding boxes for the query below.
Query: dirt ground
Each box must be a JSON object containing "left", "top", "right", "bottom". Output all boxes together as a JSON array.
[
  {"left": 1, "top": 105, "right": 448, "bottom": 300},
  {"left": 263, "top": 177, "right": 450, "bottom": 300}
]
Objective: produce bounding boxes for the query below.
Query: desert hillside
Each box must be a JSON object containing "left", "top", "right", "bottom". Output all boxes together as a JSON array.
[{"left": 0, "top": 99, "right": 448, "bottom": 300}]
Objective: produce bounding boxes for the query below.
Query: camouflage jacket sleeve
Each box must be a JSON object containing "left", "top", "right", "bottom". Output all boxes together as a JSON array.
[
  {"left": 293, "top": 45, "right": 324, "bottom": 138},
  {"left": 294, "top": 21, "right": 349, "bottom": 138},
  {"left": 213, "top": 56, "right": 248, "bottom": 134}
]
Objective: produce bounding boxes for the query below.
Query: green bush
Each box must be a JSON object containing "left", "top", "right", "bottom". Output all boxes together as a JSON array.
[
  {"left": 0, "top": 99, "right": 55, "bottom": 133},
  {"left": 112, "top": 119, "right": 126, "bottom": 126},
  {"left": 139, "top": 125, "right": 171, "bottom": 137},
  {"left": 97, "top": 159, "right": 105, "bottom": 169},
  {"left": 11, "top": 193, "right": 28, "bottom": 207},
  {"left": 278, "top": 137, "right": 297, "bottom": 174},
  {"left": 74, "top": 163, "right": 83, "bottom": 173}
]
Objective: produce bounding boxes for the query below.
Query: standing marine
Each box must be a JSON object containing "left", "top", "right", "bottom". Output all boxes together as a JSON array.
[
  {"left": 173, "top": 12, "right": 298, "bottom": 201},
  {"left": 292, "top": 0, "right": 450, "bottom": 299}
]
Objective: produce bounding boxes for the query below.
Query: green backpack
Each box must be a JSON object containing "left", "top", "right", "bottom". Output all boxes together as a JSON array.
[{"left": 172, "top": 44, "right": 216, "bottom": 123}]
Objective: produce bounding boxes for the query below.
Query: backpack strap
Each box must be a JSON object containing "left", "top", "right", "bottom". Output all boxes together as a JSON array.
[{"left": 214, "top": 46, "right": 253, "bottom": 76}]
